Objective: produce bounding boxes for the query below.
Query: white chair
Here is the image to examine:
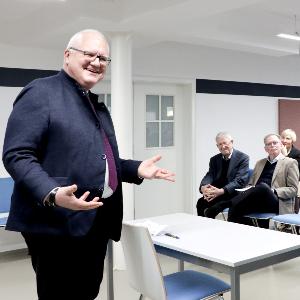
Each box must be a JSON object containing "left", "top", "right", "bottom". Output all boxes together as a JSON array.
[{"left": 121, "top": 223, "right": 230, "bottom": 300}]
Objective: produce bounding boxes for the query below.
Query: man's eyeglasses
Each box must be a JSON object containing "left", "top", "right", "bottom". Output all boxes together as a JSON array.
[
  {"left": 265, "top": 140, "right": 280, "bottom": 147},
  {"left": 216, "top": 140, "right": 232, "bottom": 148},
  {"left": 68, "top": 47, "right": 111, "bottom": 65}
]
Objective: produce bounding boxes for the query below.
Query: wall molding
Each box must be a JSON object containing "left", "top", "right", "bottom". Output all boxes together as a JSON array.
[
  {"left": 196, "top": 79, "right": 300, "bottom": 98},
  {"left": 0, "top": 67, "right": 58, "bottom": 87}
]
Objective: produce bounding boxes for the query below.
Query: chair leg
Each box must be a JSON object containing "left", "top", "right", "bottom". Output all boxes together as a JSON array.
[
  {"left": 221, "top": 212, "right": 227, "bottom": 221},
  {"left": 251, "top": 218, "right": 259, "bottom": 227},
  {"left": 292, "top": 225, "right": 298, "bottom": 234}
]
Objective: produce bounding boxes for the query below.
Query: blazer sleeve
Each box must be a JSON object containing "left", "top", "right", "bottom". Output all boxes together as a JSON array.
[
  {"left": 120, "top": 158, "right": 143, "bottom": 185},
  {"left": 274, "top": 159, "right": 299, "bottom": 200},
  {"left": 223, "top": 153, "right": 249, "bottom": 194},
  {"left": 2, "top": 83, "right": 59, "bottom": 205}
]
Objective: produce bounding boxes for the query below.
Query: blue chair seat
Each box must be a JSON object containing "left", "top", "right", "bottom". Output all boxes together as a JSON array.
[
  {"left": 273, "top": 214, "right": 300, "bottom": 225},
  {"left": 245, "top": 212, "right": 277, "bottom": 219},
  {"left": 244, "top": 212, "right": 277, "bottom": 227},
  {"left": 273, "top": 214, "right": 300, "bottom": 234},
  {"left": 164, "top": 270, "right": 230, "bottom": 300}
]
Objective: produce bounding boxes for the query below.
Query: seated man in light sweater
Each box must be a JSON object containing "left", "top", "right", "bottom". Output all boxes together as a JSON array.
[{"left": 228, "top": 133, "right": 299, "bottom": 227}]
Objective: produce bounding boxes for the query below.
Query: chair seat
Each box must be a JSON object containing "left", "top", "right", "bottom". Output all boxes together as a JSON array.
[
  {"left": 244, "top": 212, "right": 276, "bottom": 220},
  {"left": 164, "top": 270, "right": 230, "bottom": 300},
  {"left": 273, "top": 214, "right": 300, "bottom": 226}
]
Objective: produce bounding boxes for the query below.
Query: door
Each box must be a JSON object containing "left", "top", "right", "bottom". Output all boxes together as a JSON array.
[{"left": 133, "top": 82, "right": 191, "bottom": 218}]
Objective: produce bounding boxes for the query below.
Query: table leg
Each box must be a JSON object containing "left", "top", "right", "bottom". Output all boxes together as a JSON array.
[
  {"left": 106, "top": 240, "right": 114, "bottom": 300},
  {"left": 230, "top": 269, "right": 240, "bottom": 300},
  {"left": 178, "top": 260, "right": 184, "bottom": 271}
]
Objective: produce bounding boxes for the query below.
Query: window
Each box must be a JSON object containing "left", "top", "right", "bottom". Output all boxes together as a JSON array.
[
  {"left": 146, "top": 95, "right": 174, "bottom": 148},
  {"left": 98, "top": 93, "right": 111, "bottom": 112}
]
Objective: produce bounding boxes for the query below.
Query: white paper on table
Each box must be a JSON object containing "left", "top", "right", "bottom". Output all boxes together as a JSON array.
[{"left": 134, "top": 220, "right": 168, "bottom": 236}]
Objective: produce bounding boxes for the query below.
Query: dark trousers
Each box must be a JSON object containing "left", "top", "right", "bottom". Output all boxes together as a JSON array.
[
  {"left": 196, "top": 193, "right": 233, "bottom": 217},
  {"left": 228, "top": 183, "right": 279, "bottom": 225},
  {"left": 22, "top": 228, "right": 109, "bottom": 300}
]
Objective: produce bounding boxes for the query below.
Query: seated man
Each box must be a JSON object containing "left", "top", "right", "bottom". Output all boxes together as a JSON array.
[
  {"left": 228, "top": 133, "right": 299, "bottom": 226},
  {"left": 196, "top": 132, "right": 249, "bottom": 218}
]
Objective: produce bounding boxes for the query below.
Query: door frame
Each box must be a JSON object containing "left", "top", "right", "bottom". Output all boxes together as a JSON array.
[{"left": 132, "top": 76, "right": 197, "bottom": 216}]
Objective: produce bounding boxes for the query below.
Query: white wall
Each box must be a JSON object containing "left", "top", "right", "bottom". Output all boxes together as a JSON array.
[
  {"left": 1, "top": 39, "right": 300, "bottom": 86},
  {"left": 133, "top": 41, "right": 300, "bottom": 86}
]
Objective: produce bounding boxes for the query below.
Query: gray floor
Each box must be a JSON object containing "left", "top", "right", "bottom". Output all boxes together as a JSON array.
[{"left": 1, "top": 246, "right": 300, "bottom": 300}]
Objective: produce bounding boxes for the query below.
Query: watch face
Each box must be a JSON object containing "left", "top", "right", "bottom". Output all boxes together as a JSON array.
[{"left": 49, "top": 188, "right": 58, "bottom": 207}]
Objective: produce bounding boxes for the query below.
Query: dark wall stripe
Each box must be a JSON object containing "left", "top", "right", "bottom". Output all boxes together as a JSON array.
[
  {"left": 2, "top": 68, "right": 300, "bottom": 97},
  {"left": 0, "top": 67, "right": 58, "bottom": 87},
  {"left": 196, "top": 79, "right": 300, "bottom": 98}
]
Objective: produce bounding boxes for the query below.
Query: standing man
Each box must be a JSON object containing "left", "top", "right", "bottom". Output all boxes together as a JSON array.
[
  {"left": 196, "top": 132, "right": 249, "bottom": 218},
  {"left": 2, "top": 29, "right": 175, "bottom": 300},
  {"left": 228, "top": 134, "right": 299, "bottom": 225}
]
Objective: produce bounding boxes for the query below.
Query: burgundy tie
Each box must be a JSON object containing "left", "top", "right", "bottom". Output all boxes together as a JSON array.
[
  {"left": 101, "top": 129, "right": 118, "bottom": 192},
  {"left": 84, "top": 91, "right": 118, "bottom": 192}
]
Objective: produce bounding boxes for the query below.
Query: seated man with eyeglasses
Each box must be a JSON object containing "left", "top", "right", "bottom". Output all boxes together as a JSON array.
[{"left": 228, "top": 133, "right": 299, "bottom": 227}]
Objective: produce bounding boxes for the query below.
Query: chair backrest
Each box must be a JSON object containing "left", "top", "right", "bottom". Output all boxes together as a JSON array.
[
  {"left": 0, "top": 177, "right": 14, "bottom": 213},
  {"left": 121, "top": 223, "right": 167, "bottom": 300}
]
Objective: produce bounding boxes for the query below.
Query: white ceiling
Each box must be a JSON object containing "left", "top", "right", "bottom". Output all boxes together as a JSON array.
[{"left": 2, "top": 0, "right": 300, "bottom": 57}]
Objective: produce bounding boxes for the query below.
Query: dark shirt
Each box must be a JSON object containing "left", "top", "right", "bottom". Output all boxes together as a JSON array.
[
  {"left": 256, "top": 160, "right": 277, "bottom": 187},
  {"left": 213, "top": 158, "right": 230, "bottom": 189}
]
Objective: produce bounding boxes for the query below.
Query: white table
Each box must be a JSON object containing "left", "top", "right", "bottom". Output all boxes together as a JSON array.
[{"left": 122, "top": 213, "right": 300, "bottom": 300}]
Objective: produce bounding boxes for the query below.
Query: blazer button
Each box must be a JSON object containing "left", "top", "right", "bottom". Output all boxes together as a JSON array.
[
  {"left": 101, "top": 154, "right": 107, "bottom": 160},
  {"left": 96, "top": 122, "right": 100, "bottom": 128}
]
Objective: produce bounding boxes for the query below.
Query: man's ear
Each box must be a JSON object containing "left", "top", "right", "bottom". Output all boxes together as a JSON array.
[{"left": 64, "top": 49, "right": 70, "bottom": 64}]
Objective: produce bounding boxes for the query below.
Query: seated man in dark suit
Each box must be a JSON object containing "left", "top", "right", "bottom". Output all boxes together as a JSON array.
[
  {"left": 196, "top": 132, "right": 249, "bottom": 218},
  {"left": 228, "top": 133, "right": 299, "bottom": 226}
]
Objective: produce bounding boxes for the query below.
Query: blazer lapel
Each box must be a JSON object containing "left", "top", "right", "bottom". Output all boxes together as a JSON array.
[
  {"left": 227, "top": 150, "right": 236, "bottom": 177},
  {"left": 271, "top": 158, "right": 283, "bottom": 185},
  {"left": 253, "top": 159, "right": 267, "bottom": 185}
]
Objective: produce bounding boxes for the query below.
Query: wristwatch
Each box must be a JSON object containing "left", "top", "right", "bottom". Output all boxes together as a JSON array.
[{"left": 45, "top": 187, "right": 60, "bottom": 207}]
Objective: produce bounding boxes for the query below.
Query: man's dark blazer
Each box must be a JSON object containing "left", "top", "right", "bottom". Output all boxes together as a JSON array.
[
  {"left": 2, "top": 70, "right": 142, "bottom": 240},
  {"left": 200, "top": 149, "right": 249, "bottom": 194}
]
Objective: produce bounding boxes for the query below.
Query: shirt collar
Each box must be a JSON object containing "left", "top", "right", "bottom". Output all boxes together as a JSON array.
[
  {"left": 61, "top": 70, "right": 90, "bottom": 98},
  {"left": 75, "top": 82, "right": 89, "bottom": 98},
  {"left": 223, "top": 149, "right": 233, "bottom": 160},
  {"left": 268, "top": 153, "right": 284, "bottom": 164}
]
